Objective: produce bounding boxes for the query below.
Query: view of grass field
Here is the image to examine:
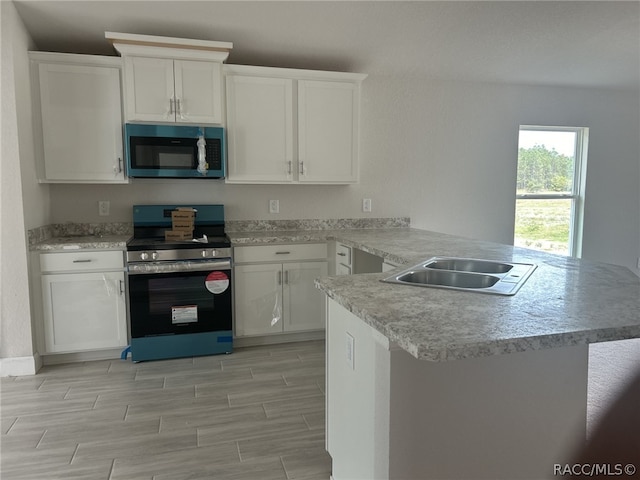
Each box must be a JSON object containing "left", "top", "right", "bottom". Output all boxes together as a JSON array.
[{"left": 514, "top": 198, "right": 571, "bottom": 255}]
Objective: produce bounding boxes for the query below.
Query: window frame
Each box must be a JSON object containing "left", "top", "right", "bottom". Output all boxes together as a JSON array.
[{"left": 515, "top": 125, "right": 589, "bottom": 258}]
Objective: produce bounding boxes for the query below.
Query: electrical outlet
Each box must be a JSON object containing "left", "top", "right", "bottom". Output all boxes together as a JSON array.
[
  {"left": 346, "top": 332, "right": 355, "bottom": 370},
  {"left": 362, "top": 198, "right": 372, "bottom": 213},
  {"left": 98, "top": 200, "right": 110, "bottom": 216},
  {"left": 269, "top": 199, "right": 280, "bottom": 214}
]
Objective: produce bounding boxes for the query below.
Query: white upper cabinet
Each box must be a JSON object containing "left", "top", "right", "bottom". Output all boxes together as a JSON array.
[
  {"left": 109, "top": 32, "right": 232, "bottom": 126},
  {"left": 30, "top": 52, "right": 127, "bottom": 184},
  {"left": 298, "top": 80, "right": 359, "bottom": 183},
  {"left": 226, "top": 75, "right": 294, "bottom": 182},
  {"left": 224, "top": 65, "right": 366, "bottom": 184},
  {"left": 123, "top": 57, "right": 223, "bottom": 124}
]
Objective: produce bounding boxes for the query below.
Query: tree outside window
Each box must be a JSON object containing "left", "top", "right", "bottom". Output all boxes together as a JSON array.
[{"left": 514, "top": 126, "right": 588, "bottom": 257}]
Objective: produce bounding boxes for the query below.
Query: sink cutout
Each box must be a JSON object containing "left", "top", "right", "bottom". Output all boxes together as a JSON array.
[
  {"left": 382, "top": 256, "right": 536, "bottom": 296},
  {"left": 397, "top": 270, "right": 499, "bottom": 289},
  {"left": 423, "top": 258, "right": 513, "bottom": 274}
]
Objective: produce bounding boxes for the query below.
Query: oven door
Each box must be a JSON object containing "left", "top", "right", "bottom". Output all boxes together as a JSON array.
[{"left": 127, "top": 259, "right": 232, "bottom": 338}]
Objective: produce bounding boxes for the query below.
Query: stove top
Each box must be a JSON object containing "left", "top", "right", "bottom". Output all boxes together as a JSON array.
[
  {"left": 127, "top": 235, "right": 231, "bottom": 251},
  {"left": 127, "top": 204, "right": 231, "bottom": 261}
]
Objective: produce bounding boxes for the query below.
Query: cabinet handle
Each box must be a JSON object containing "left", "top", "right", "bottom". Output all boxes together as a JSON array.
[
  {"left": 72, "top": 259, "right": 92, "bottom": 263},
  {"left": 169, "top": 97, "right": 175, "bottom": 115},
  {"left": 299, "top": 161, "right": 305, "bottom": 175},
  {"left": 275, "top": 251, "right": 291, "bottom": 255},
  {"left": 277, "top": 270, "right": 282, "bottom": 285},
  {"left": 176, "top": 98, "right": 185, "bottom": 120},
  {"left": 337, "top": 252, "right": 346, "bottom": 257},
  {"left": 119, "top": 280, "right": 125, "bottom": 295},
  {"left": 284, "top": 270, "right": 289, "bottom": 285},
  {"left": 116, "top": 157, "right": 123, "bottom": 174},
  {"left": 287, "top": 161, "right": 292, "bottom": 175}
]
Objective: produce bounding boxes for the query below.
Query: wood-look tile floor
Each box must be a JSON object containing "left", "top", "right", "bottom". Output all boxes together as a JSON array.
[{"left": 0, "top": 340, "right": 330, "bottom": 480}]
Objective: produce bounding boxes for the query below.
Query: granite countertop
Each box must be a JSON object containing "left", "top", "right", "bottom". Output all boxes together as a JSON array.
[
  {"left": 308, "top": 228, "right": 640, "bottom": 362},
  {"left": 31, "top": 235, "right": 131, "bottom": 251}
]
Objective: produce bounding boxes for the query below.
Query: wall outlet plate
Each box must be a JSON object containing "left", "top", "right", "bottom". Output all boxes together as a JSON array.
[
  {"left": 346, "top": 332, "right": 355, "bottom": 370},
  {"left": 362, "top": 198, "right": 372, "bottom": 213},
  {"left": 269, "top": 199, "right": 280, "bottom": 214},
  {"left": 98, "top": 200, "right": 110, "bottom": 216}
]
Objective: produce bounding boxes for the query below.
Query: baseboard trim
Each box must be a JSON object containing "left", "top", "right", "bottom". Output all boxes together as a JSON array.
[
  {"left": 0, "top": 354, "right": 40, "bottom": 377},
  {"left": 234, "top": 330, "right": 325, "bottom": 348},
  {"left": 41, "top": 348, "right": 125, "bottom": 366}
]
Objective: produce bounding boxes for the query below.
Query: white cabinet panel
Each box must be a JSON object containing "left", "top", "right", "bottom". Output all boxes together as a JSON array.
[
  {"left": 41, "top": 271, "right": 127, "bottom": 353},
  {"left": 234, "top": 263, "right": 284, "bottom": 336},
  {"left": 224, "top": 65, "right": 365, "bottom": 185},
  {"left": 226, "top": 75, "right": 294, "bottom": 182},
  {"left": 285, "top": 261, "right": 328, "bottom": 332},
  {"left": 234, "top": 243, "right": 328, "bottom": 338},
  {"left": 298, "top": 80, "right": 359, "bottom": 183},
  {"left": 123, "top": 57, "right": 223, "bottom": 124},
  {"left": 124, "top": 56, "right": 174, "bottom": 122},
  {"left": 174, "top": 60, "right": 223, "bottom": 124},
  {"left": 35, "top": 58, "right": 126, "bottom": 183}
]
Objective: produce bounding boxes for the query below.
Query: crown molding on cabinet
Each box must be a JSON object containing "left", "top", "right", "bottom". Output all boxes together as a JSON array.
[{"left": 106, "top": 31, "right": 232, "bottom": 62}]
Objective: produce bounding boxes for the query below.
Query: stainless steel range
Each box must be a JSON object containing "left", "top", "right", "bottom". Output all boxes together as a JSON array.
[{"left": 126, "top": 204, "right": 232, "bottom": 361}]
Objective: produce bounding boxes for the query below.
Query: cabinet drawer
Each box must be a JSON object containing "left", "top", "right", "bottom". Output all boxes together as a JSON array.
[
  {"left": 234, "top": 243, "right": 328, "bottom": 263},
  {"left": 336, "top": 263, "right": 352, "bottom": 276},
  {"left": 40, "top": 250, "right": 124, "bottom": 272},
  {"left": 335, "top": 243, "right": 352, "bottom": 266}
]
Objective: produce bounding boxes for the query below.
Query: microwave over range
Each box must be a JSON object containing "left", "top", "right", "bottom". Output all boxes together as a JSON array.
[{"left": 125, "top": 124, "right": 225, "bottom": 178}]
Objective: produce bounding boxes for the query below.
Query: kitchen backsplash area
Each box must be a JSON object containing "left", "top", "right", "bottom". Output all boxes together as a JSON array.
[{"left": 225, "top": 217, "right": 410, "bottom": 232}]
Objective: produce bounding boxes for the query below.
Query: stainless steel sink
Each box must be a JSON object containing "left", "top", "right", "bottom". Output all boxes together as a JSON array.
[
  {"left": 422, "top": 258, "right": 513, "bottom": 274},
  {"left": 382, "top": 256, "right": 536, "bottom": 295}
]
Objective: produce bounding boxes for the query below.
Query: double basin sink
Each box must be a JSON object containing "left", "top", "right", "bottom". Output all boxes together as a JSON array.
[{"left": 382, "top": 257, "right": 537, "bottom": 296}]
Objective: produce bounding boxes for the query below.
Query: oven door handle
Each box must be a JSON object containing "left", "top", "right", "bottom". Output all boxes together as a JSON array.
[{"left": 127, "top": 259, "right": 231, "bottom": 275}]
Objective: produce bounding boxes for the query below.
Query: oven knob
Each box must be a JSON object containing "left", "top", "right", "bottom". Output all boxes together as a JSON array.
[
  {"left": 140, "top": 252, "right": 149, "bottom": 261},
  {"left": 151, "top": 252, "right": 159, "bottom": 260},
  {"left": 211, "top": 249, "right": 218, "bottom": 257},
  {"left": 201, "top": 250, "right": 208, "bottom": 258}
]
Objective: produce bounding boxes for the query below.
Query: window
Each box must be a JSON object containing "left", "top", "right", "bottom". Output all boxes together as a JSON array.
[{"left": 514, "top": 126, "right": 588, "bottom": 257}]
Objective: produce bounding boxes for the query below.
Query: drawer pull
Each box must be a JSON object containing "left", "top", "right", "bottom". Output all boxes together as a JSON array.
[
  {"left": 337, "top": 252, "right": 347, "bottom": 257},
  {"left": 72, "top": 259, "right": 92, "bottom": 263},
  {"left": 275, "top": 251, "right": 291, "bottom": 255}
]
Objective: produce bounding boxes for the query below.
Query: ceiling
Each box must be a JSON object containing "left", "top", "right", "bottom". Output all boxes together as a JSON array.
[{"left": 12, "top": 0, "right": 640, "bottom": 90}]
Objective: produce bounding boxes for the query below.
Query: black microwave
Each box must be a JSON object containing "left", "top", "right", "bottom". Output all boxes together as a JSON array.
[{"left": 124, "top": 124, "right": 225, "bottom": 178}]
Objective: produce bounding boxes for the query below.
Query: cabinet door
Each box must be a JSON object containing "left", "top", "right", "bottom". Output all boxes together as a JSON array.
[
  {"left": 284, "top": 261, "right": 328, "bottom": 332},
  {"left": 298, "top": 80, "right": 359, "bottom": 183},
  {"left": 38, "top": 63, "right": 125, "bottom": 182},
  {"left": 234, "top": 263, "right": 285, "bottom": 336},
  {"left": 225, "top": 75, "right": 294, "bottom": 183},
  {"left": 41, "top": 271, "right": 127, "bottom": 353},
  {"left": 174, "top": 60, "right": 222, "bottom": 124},
  {"left": 123, "top": 56, "right": 175, "bottom": 122}
]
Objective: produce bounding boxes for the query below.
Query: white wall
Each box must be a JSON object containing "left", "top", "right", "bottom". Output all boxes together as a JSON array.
[{"left": 0, "top": 1, "right": 40, "bottom": 374}]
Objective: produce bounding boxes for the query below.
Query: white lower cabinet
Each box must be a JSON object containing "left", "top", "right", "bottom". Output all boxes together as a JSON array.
[
  {"left": 234, "top": 244, "right": 328, "bottom": 337},
  {"left": 39, "top": 251, "right": 127, "bottom": 354}
]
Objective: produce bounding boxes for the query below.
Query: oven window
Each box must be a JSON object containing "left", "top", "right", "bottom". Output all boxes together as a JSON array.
[
  {"left": 148, "top": 277, "right": 209, "bottom": 315},
  {"left": 134, "top": 145, "right": 195, "bottom": 169},
  {"left": 129, "top": 270, "right": 233, "bottom": 337}
]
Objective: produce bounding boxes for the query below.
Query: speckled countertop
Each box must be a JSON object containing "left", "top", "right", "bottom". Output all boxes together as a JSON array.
[
  {"left": 31, "top": 225, "right": 640, "bottom": 363},
  {"left": 301, "top": 228, "right": 640, "bottom": 362},
  {"left": 31, "top": 235, "right": 130, "bottom": 251}
]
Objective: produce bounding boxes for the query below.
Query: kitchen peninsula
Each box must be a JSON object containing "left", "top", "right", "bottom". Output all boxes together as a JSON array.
[{"left": 314, "top": 228, "right": 640, "bottom": 480}]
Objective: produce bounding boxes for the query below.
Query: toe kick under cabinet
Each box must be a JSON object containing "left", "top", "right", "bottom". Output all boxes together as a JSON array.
[
  {"left": 233, "top": 243, "right": 328, "bottom": 338},
  {"left": 36, "top": 250, "right": 128, "bottom": 354}
]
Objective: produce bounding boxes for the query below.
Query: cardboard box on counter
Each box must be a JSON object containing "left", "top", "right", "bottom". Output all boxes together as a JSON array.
[{"left": 165, "top": 230, "right": 192, "bottom": 241}]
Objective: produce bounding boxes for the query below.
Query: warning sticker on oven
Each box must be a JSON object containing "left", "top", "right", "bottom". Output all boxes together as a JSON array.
[
  {"left": 172, "top": 305, "right": 198, "bottom": 324},
  {"left": 205, "top": 271, "right": 229, "bottom": 294}
]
